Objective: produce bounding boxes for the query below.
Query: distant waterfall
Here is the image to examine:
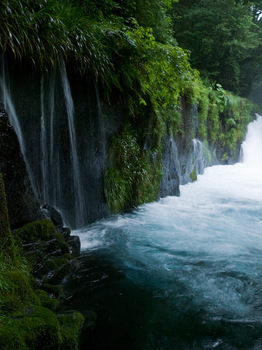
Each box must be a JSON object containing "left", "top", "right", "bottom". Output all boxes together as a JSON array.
[
  {"left": 242, "top": 115, "right": 262, "bottom": 164},
  {"left": 192, "top": 138, "right": 209, "bottom": 175}
]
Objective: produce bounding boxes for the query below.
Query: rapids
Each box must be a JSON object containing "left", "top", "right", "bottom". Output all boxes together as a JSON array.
[{"left": 65, "top": 116, "right": 262, "bottom": 349}]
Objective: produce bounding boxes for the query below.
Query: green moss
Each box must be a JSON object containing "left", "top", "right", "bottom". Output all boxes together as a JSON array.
[
  {"left": 0, "top": 305, "right": 84, "bottom": 350},
  {"left": 35, "top": 289, "right": 59, "bottom": 311},
  {"left": 0, "top": 246, "right": 83, "bottom": 349},
  {"left": 202, "top": 140, "right": 213, "bottom": 165},
  {"left": 0, "top": 174, "right": 83, "bottom": 350},
  {"left": 10, "top": 306, "right": 62, "bottom": 350},
  {"left": 190, "top": 164, "right": 197, "bottom": 182},
  {"left": 41, "top": 283, "right": 63, "bottom": 298},
  {"left": 105, "top": 124, "right": 148, "bottom": 213},
  {"left": 137, "top": 149, "right": 163, "bottom": 205},
  {"left": 222, "top": 152, "right": 229, "bottom": 162},
  {"left": 58, "top": 311, "right": 84, "bottom": 350},
  {"left": 204, "top": 85, "right": 255, "bottom": 159},
  {"left": 104, "top": 117, "right": 165, "bottom": 213},
  {"left": 14, "top": 220, "right": 57, "bottom": 243},
  {"left": 0, "top": 326, "right": 27, "bottom": 350},
  {"left": 0, "top": 293, "right": 24, "bottom": 314},
  {"left": 0, "top": 270, "right": 40, "bottom": 313}
]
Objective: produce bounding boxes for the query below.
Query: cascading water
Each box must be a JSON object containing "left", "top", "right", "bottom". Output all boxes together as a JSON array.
[
  {"left": 0, "top": 57, "right": 110, "bottom": 228},
  {"left": 59, "top": 61, "right": 86, "bottom": 228},
  {"left": 192, "top": 138, "right": 208, "bottom": 175},
  {"left": 0, "top": 57, "right": 24, "bottom": 150},
  {"left": 0, "top": 56, "right": 37, "bottom": 197},
  {"left": 64, "top": 115, "right": 262, "bottom": 350},
  {"left": 40, "top": 76, "right": 49, "bottom": 203},
  {"left": 242, "top": 115, "right": 262, "bottom": 164}
]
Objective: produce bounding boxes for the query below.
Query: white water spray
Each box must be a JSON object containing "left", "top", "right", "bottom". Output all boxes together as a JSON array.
[{"left": 242, "top": 115, "right": 262, "bottom": 164}]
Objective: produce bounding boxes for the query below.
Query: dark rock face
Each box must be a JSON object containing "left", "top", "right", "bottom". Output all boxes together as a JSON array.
[
  {"left": 0, "top": 104, "right": 43, "bottom": 229},
  {"left": 160, "top": 101, "right": 212, "bottom": 196},
  {"left": 160, "top": 136, "right": 180, "bottom": 197},
  {"left": 42, "top": 204, "right": 64, "bottom": 229}
]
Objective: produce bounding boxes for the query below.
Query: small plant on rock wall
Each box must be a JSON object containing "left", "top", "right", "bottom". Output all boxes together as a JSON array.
[{"left": 105, "top": 116, "right": 164, "bottom": 213}]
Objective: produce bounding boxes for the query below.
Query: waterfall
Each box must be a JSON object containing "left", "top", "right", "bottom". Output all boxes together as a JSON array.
[
  {"left": 0, "top": 56, "right": 111, "bottom": 228},
  {"left": 47, "top": 74, "right": 59, "bottom": 206},
  {"left": 49, "top": 74, "right": 55, "bottom": 166},
  {"left": 192, "top": 138, "right": 203, "bottom": 158},
  {"left": 0, "top": 57, "right": 25, "bottom": 155},
  {"left": 0, "top": 56, "right": 38, "bottom": 198},
  {"left": 60, "top": 61, "right": 85, "bottom": 228},
  {"left": 242, "top": 114, "right": 262, "bottom": 164},
  {"left": 40, "top": 76, "right": 49, "bottom": 203},
  {"left": 192, "top": 138, "right": 208, "bottom": 175}
]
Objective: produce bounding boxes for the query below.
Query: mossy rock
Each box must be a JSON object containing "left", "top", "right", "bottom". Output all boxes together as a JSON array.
[
  {"left": 0, "top": 293, "right": 25, "bottom": 314},
  {"left": 58, "top": 311, "right": 84, "bottom": 350},
  {"left": 45, "top": 237, "right": 70, "bottom": 255},
  {"left": 0, "top": 325, "right": 28, "bottom": 350},
  {"left": 14, "top": 219, "right": 57, "bottom": 243},
  {"left": 0, "top": 270, "right": 39, "bottom": 306},
  {"left": 35, "top": 289, "right": 59, "bottom": 311},
  {"left": 11, "top": 306, "right": 62, "bottom": 350},
  {"left": 190, "top": 164, "right": 197, "bottom": 182},
  {"left": 41, "top": 283, "right": 64, "bottom": 298}
]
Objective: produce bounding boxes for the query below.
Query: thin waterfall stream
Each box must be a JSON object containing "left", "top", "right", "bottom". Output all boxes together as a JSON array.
[
  {"left": 60, "top": 61, "right": 86, "bottom": 228},
  {"left": 64, "top": 116, "right": 262, "bottom": 350}
]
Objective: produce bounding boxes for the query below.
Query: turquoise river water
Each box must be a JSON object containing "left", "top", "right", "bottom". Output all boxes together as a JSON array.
[{"left": 64, "top": 116, "right": 262, "bottom": 350}]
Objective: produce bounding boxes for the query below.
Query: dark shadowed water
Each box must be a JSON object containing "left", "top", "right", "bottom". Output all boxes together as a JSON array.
[{"left": 64, "top": 116, "right": 262, "bottom": 349}]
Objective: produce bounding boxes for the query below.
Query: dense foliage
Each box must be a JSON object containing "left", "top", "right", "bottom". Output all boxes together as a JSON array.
[
  {"left": 172, "top": 0, "right": 262, "bottom": 96},
  {"left": 2, "top": 0, "right": 261, "bottom": 98}
]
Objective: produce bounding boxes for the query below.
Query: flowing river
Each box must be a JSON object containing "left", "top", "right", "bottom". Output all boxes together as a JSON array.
[{"left": 64, "top": 116, "right": 262, "bottom": 349}]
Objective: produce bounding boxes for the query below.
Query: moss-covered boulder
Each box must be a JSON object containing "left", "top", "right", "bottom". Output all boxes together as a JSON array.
[
  {"left": 21, "top": 306, "right": 62, "bottom": 350},
  {"left": 5, "top": 306, "right": 62, "bottom": 350},
  {"left": 13, "top": 220, "right": 81, "bottom": 293},
  {"left": 0, "top": 326, "right": 27, "bottom": 350},
  {"left": 35, "top": 289, "right": 60, "bottom": 312},
  {"left": 58, "top": 311, "right": 84, "bottom": 350},
  {"left": 14, "top": 219, "right": 58, "bottom": 243},
  {"left": 0, "top": 269, "right": 39, "bottom": 314}
]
